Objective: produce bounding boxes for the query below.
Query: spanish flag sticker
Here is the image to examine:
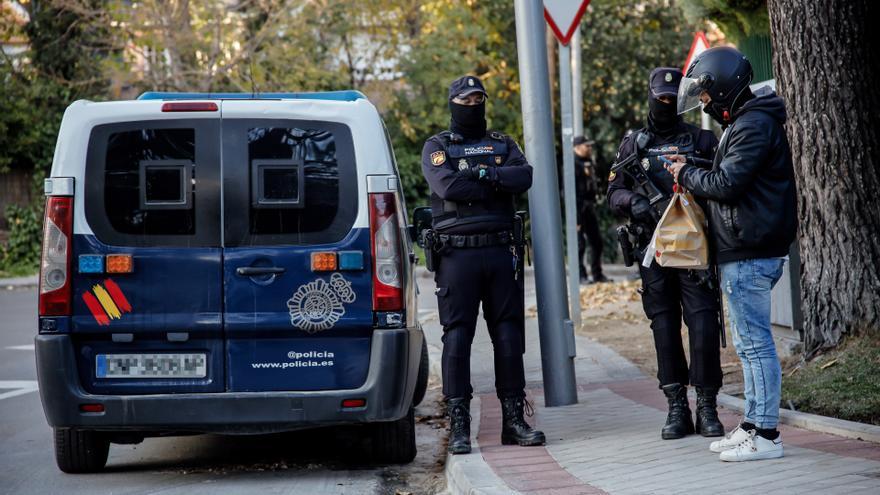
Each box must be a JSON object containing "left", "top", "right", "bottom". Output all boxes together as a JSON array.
[
  {"left": 609, "top": 171, "right": 617, "bottom": 181},
  {"left": 82, "top": 278, "right": 132, "bottom": 326},
  {"left": 431, "top": 150, "right": 446, "bottom": 166}
]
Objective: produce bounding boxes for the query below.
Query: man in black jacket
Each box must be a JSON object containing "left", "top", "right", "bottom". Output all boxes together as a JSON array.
[
  {"left": 666, "top": 47, "right": 798, "bottom": 462},
  {"left": 572, "top": 135, "right": 608, "bottom": 283},
  {"left": 608, "top": 67, "right": 724, "bottom": 441}
]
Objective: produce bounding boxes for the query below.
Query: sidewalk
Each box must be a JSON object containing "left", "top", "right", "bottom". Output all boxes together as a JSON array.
[{"left": 419, "top": 272, "right": 880, "bottom": 495}]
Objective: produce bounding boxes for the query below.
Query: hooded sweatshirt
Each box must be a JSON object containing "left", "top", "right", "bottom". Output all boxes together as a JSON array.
[{"left": 678, "top": 87, "right": 798, "bottom": 263}]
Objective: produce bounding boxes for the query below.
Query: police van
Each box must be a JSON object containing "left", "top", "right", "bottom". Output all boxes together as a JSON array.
[{"left": 35, "top": 91, "right": 428, "bottom": 472}]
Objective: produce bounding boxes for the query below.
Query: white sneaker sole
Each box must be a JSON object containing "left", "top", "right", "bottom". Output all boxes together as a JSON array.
[
  {"left": 719, "top": 449, "right": 784, "bottom": 462},
  {"left": 710, "top": 443, "right": 737, "bottom": 453}
]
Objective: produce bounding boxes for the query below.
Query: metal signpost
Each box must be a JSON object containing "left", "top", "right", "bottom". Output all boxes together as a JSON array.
[
  {"left": 571, "top": 28, "right": 584, "bottom": 137},
  {"left": 545, "top": 0, "right": 591, "bottom": 331},
  {"left": 513, "top": 0, "right": 577, "bottom": 407},
  {"left": 558, "top": 42, "right": 581, "bottom": 331}
]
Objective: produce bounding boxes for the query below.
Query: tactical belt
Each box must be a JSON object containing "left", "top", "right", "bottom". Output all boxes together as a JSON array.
[{"left": 437, "top": 231, "right": 514, "bottom": 249}]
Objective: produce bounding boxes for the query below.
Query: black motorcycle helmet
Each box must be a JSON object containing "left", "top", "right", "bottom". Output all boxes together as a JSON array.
[{"left": 678, "top": 46, "right": 753, "bottom": 124}]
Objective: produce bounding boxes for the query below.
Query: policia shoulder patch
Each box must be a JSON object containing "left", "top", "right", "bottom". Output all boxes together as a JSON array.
[{"left": 431, "top": 150, "right": 447, "bottom": 166}]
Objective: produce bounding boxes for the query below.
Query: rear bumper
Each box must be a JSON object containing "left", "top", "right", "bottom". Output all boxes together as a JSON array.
[{"left": 35, "top": 328, "right": 422, "bottom": 434}]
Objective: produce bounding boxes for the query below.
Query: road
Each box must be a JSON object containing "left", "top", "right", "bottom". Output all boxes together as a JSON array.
[{"left": 0, "top": 285, "right": 446, "bottom": 495}]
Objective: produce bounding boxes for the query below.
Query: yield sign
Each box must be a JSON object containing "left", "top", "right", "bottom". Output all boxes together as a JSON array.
[
  {"left": 683, "top": 31, "right": 711, "bottom": 73},
  {"left": 544, "top": 0, "right": 590, "bottom": 46}
]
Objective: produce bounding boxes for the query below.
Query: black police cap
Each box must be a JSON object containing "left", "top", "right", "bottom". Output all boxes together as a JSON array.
[
  {"left": 573, "top": 135, "right": 594, "bottom": 146},
  {"left": 448, "top": 75, "right": 488, "bottom": 101},
  {"left": 650, "top": 67, "right": 683, "bottom": 97}
]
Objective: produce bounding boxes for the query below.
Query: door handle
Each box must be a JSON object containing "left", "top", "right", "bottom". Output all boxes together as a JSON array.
[{"left": 236, "top": 266, "right": 286, "bottom": 276}]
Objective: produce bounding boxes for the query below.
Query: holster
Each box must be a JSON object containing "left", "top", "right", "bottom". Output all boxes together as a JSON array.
[{"left": 422, "top": 229, "right": 440, "bottom": 272}]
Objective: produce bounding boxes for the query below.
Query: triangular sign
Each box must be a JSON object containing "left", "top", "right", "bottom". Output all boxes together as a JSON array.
[
  {"left": 544, "top": 0, "right": 591, "bottom": 46},
  {"left": 683, "top": 32, "right": 711, "bottom": 74}
]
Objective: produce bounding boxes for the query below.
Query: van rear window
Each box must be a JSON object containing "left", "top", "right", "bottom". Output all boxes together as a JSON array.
[
  {"left": 222, "top": 120, "right": 357, "bottom": 246},
  {"left": 85, "top": 120, "right": 221, "bottom": 247}
]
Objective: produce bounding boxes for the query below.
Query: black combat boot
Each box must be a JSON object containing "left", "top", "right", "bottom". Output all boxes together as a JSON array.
[
  {"left": 500, "top": 396, "right": 546, "bottom": 446},
  {"left": 447, "top": 398, "right": 471, "bottom": 454},
  {"left": 661, "top": 383, "right": 695, "bottom": 440},
  {"left": 695, "top": 387, "right": 725, "bottom": 437}
]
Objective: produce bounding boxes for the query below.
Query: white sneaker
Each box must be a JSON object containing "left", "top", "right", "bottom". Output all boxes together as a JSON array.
[
  {"left": 719, "top": 430, "right": 784, "bottom": 462},
  {"left": 709, "top": 425, "right": 751, "bottom": 453}
]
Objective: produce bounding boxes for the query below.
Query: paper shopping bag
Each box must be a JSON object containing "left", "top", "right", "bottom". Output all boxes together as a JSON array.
[{"left": 647, "top": 187, "right": 709, "bottom": 270}]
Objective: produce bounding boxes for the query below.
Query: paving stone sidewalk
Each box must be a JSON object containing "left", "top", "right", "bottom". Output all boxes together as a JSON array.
[{"left": 419, "top": 273, "right": 880, "bottom": 495}]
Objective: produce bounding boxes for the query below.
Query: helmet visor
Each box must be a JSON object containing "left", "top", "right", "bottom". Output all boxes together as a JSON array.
[{"left": 677, "top": 76, "right": 704, "bottom": 115}]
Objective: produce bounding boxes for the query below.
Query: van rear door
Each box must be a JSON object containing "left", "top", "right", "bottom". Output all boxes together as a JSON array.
[
  {"left": 75, "top": 114, "right": 224, "bottom": 394},
  {"left": 220, "top": 101, "right": 373, "bottom": 392}
]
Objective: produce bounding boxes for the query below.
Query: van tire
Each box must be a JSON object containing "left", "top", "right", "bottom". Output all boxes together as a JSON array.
[
  {"left": 54, "top": 428, "right": 110, "bottom": 473},
  {"left": 412, "top": 337, "right": 429, "bottom": 407},
  {"left": 371, "top": 407, "right": 416, "bottom": 464}
]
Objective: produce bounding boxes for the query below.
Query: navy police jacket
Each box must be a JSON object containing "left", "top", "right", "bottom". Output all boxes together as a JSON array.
[
  {"left": 607, "top": 122, "right": 717, "bottom": 219},
  {"left": 421, "top": 130, "right": 532, "bottom": 234}
]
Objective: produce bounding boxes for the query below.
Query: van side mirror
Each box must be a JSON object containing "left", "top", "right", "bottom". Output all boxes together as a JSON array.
[{"left": 410, "top": 206, "right": 433, "bottom": 248}]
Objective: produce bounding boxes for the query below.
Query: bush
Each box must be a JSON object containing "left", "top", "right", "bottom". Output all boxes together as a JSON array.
[{"left": 0, "top": 203, "right": 42, "bottom": 274}]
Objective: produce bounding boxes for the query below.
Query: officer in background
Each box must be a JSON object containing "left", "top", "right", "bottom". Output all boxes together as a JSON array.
[
  {"left": 421, "top": 75, "right": 545, "bottom": 455},
  {"left": 572, "top": 135, "right": 609, "bottom": 283},
  {"left": 607, "top": 67, "right": 724, "bottom": 440}
]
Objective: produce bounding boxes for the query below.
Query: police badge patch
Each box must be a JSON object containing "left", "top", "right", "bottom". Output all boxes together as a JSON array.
[
  {"left": 642, "top": 158, "right": 651, "bottom": 171},
  {"left": 458, "top": 159, "right": 468, "bottom": 171},
  {"left": 495, "top": 156, "right": 502, "bottom": 165},
  {"left": 431, "top": 150, "right": 446, "bottom": 166},
  {"left": 609, "top": 171, "right": 617, "bottom": 181}
]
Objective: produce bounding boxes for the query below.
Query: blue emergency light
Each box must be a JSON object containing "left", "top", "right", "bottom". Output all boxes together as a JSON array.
[
  {"left": 338, "top": 251, "right": 365, "bottom": 271},
  {"left": 78, "top": 255, "right": 105, "bottom": 274}
]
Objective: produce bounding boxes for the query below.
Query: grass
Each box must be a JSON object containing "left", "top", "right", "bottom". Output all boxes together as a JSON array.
[{"left": 782, "top": 334, "right": 880, "bottom": 425}]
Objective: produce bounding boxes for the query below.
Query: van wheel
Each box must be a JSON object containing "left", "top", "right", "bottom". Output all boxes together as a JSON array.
[
  {"left": 412, "top": 337, "right": 429, "bottom": 407},
  {"left": 54, "top": 428, "right": 110, "bottom": 473},
  {"left": 371, "top": 407, "right": 417, "bottom": 464}
]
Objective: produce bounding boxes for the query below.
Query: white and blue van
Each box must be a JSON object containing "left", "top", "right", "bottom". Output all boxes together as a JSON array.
[{"left": 35, "top": 91, "right": 428, "bottom": 472}]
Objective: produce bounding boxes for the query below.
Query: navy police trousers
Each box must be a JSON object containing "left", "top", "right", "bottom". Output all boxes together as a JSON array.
[{"left": 434, "top": 244, "right": 526, "bottom": 400}]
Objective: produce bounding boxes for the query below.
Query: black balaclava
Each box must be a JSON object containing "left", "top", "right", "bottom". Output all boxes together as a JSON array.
[
  {"left": 449, "top": 101, "right": 487, "bottom": 139},
  {"left": 704, "top": 86, "right": 755, "bottom": 125},
  {"left": 647, "top": 93, "right": 681, "bottom": 136}
]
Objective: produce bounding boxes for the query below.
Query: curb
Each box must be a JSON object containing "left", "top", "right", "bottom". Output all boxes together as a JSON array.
[
  {"left": 422, "top": 314, "right": 519, "bottom": 495},
  {"left": 0, "top": 275, "right": 38, "bottom": 288},
  {"left": 442, "top": 396, "right": 521, "bottom": 495},
  {"left": 717, "top": 392, "right": 880, "bottom": 444}
]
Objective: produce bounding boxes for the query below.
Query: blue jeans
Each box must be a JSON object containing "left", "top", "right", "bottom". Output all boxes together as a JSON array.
[{"left": 720, "top": 258, "right": 786, "bottom": 429}]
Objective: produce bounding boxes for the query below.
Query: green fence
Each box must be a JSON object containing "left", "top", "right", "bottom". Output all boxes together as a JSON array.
[{"left": 739, "top": 34, "right": 774, "bottom": 83}]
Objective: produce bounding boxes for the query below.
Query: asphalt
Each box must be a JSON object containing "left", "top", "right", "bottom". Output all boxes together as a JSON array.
[{"left": 0, "top": 284, "right": 444, "bottom": 494}]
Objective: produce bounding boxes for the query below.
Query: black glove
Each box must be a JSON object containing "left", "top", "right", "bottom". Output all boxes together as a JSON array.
[
  {"left": 630, "top": 194, "right": 659, "bottom": 223},
  {"left": 465, "top": 164, "right": 491, "bottom": 181}
]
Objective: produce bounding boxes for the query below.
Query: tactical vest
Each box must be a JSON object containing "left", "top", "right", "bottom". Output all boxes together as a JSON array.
[
  {"left": 430, "top": 131, "right": 517, "bottom": 231},
  {"left": 637, "top": 129, "right": 697, "bottom": 209}
]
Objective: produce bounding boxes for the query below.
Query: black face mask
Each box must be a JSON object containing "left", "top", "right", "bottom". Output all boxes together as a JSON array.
[
  {"left": 703, "top": 101, "right": 727, "bottom": 125},
  {"left": 449, "top": 101, "right": 487, "bottom": 139},
  {"left": 647, "top": 96, "right": 680, "bottom": 135}
]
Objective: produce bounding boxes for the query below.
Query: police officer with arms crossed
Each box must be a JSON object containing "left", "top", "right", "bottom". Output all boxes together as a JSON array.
[
  {"left": 608, "top": 67, "right": 725, "bottom": 440},
  {"left": 420, "top": 75, "right": 545, "bottom": 455},
  {"left": 667, "top": 47, "right": 798, "bottom": 462}
]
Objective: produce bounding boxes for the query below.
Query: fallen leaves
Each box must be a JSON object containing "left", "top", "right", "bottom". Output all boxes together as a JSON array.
[{"left": 580, "top": 279, "right": 642, "bottom": 309}]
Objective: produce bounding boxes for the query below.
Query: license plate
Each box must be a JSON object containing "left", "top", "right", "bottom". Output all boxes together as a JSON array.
[{"left": 96, "top": 353, "right": 207, "bottom": 379}]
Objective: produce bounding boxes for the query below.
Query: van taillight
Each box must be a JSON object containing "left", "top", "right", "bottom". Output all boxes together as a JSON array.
[
  {"left": 369, "top": 192, "right": 403, "bottom": 311},
  {"left": 39, "top": 196, "right": 73, "bottom": 316}
]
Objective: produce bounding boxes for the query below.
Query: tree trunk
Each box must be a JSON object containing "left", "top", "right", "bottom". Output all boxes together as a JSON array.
[{"left": 767, "top": 0, "right": 880, "bottom": 354}]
